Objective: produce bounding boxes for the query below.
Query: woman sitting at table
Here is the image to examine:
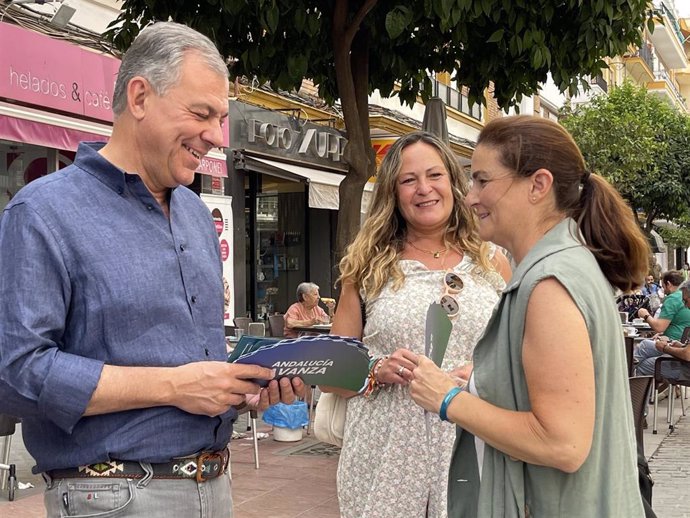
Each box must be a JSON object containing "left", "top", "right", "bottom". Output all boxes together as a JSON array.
[{"left": 283, "top": 282, "right": 334, "bottom": 338}]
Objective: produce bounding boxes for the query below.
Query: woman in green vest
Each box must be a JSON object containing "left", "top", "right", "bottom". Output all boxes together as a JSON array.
[{"left": 409, "top": 115, "right": 649, "bottom": 517}]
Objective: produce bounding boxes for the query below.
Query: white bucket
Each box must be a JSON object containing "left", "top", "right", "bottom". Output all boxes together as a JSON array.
[{"left": 273, "top": 426, "right": 303, "bottom": 442}]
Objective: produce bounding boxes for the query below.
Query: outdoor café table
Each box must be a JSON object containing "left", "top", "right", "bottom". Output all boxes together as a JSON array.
[
  {"left": 622, "top": 322, "right": 653, "bottom": 376},
  {"left": 292, "top": 324, "right": 332, "bottom": 335},
  {"left": 629, "top": 322, "right": 654, "bottom": 338}
]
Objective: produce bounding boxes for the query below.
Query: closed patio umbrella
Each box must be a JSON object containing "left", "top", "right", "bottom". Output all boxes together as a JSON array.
[{"left": 422, "top": 96, "right": 449, "bottom": 145}]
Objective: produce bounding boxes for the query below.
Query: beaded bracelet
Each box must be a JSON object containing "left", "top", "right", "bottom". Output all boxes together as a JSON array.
[
  {"left": 439, "top": 386, "right": 464, "bottom": 422},
  {"left": 362, "top": 356, "right": 388, "bottom": 397}
]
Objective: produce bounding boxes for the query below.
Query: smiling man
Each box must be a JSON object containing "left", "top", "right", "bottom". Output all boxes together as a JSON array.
[{"left": 0, "top": 22, "right": 302, "bottom": 517}]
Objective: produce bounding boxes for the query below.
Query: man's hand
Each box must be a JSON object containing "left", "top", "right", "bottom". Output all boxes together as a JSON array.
[
  {"left": 655, "top": 337, "right": 672, "bottom": 354},
  {"left": 170, "top": 362, "right": 275, "bottom": 417},
  {"left": 252, "top": 377, "right": 306, "bottom": 411}
]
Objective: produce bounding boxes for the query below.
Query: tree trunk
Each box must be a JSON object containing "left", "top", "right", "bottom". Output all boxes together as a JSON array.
[{"left": 332, "top": 1, "right": 377, "bottom": 259}]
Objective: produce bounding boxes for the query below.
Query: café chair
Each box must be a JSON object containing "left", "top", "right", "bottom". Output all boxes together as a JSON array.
[
  {"left": 0, "top": 414, "right": 19, "bottom": 501},
  {"left": 268, "top": 314, "right": 285, "bottom": 338},
  {"left": 628, "top": 376, "right": 653, "bottom": 453},
  {"left": 233, "top": 316, "right": 252, "bottom": 334},
  {"left": 652, "top": 356, "right": 690, "bottom": 434},
  {"left": 250, "top": 409, "right": 260, "bottom": 469},
  {"left": 247, "top": 322, "right": 266, "bottom": 337}
]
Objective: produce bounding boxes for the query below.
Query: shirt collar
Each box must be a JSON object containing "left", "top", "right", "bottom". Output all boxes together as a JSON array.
[{"left": 73, "top": 142, "right": 128, "bottom": 195}]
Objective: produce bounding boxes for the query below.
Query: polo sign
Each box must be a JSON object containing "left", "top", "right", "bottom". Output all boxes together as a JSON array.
[{"left": 248, "top": 119, "right": 346, "bottom": 162}]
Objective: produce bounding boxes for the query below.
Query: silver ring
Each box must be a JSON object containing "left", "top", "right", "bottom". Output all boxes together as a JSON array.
[{"left": 397, "top": 365, "right": 405, "bottom": 376}]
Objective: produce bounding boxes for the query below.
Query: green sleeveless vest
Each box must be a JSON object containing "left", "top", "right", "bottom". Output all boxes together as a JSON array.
[{"left": 448, "top": 218, "right": 645, "bottom": 518}]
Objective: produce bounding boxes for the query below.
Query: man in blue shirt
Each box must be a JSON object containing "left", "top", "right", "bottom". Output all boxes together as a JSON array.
[
  {"left": 0, "top": 22, "right": 303, "bottom": 517},
  {"left": 641, "top": 274, "right": 662, "bottom": 314},
  {"left": 640, "top": 275, "right": 661, "bottom": 298}
]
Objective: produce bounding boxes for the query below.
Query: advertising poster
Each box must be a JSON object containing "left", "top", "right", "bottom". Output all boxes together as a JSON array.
[{"left": 201, "top": 194, "right": 234, "bottom": 325}]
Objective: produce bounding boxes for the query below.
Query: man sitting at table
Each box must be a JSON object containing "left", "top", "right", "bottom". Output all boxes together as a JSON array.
[
  {"left": 635, "top": 274, "right": 690, "bottom": 376},
  {"left": 283, "top": 282, "right": 334, "bottom": 338}
]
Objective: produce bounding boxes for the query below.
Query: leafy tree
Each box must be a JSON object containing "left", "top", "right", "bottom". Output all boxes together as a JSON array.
[
  {"left": 108, "top": 0, "right": 650, "bottom": 254},
  {"left": 561, "top": 81, "right": 690, "bottom": 232}
]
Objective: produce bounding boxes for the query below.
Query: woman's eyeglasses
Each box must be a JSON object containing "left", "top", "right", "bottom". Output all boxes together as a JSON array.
[{"left": 439, "top": 270, "right": 464, "bottom": 317}]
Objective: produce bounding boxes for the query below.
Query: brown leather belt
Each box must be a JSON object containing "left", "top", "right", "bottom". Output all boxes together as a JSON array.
[{"left": 48, "top": 448, "right": 229, "bottom": 483}]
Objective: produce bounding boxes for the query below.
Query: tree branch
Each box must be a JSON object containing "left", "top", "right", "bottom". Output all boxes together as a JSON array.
[{"left": 344, "top": 0, "right": 378, "bottom": 48}]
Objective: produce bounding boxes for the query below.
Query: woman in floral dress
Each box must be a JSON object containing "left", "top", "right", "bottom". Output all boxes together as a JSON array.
[{"left": 329, "top": 132, "right": 511, "bottom": 518}]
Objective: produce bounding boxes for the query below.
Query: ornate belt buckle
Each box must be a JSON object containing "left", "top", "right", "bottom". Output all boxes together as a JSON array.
[{"left": 196, "top": 451, "right": 225, "bottom": 482}]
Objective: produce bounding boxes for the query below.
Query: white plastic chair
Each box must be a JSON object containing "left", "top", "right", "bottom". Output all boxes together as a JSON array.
[{"left": 247, "top": 322, "right": 266, "bottom": 337}]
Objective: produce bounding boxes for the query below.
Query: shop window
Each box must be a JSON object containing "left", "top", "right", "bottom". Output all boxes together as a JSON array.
[
  {"left": 247, "top": 174, "right": 307, "bottom": 321},
  {"left": 0, "top": 141, "right": 73, "bottom": 211}
]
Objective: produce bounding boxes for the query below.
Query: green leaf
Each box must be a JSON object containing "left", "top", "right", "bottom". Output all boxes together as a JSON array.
[
  {"left": 532, "top": 47, "right": 542, "bottom": 68},
  {"left": 265, "top": 5, "right": 279, "bottom": 33},
  {"left": 487, "top": 29, "right": 504, "bottom": 43},
  {"left": 441, "top": 0, "right": 453, "bottom": 18},
  {"left": 385, "top": 7, "right": 412, "bottom": 40},
  {"left": 294, "top": 9, "right": 306, "bottom": 33},
  {"left": 306, "top": 12, "right": 319, "bottom": 37}
]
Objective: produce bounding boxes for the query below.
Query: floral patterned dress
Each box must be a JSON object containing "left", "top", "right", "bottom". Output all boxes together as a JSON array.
[{"left": 337, "top": 255, "right": 504, "bottom": 518}]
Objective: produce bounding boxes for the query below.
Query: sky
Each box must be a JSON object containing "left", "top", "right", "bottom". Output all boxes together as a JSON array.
[{"left": 675, "top": 0, "right": 690, "bottom": 17}]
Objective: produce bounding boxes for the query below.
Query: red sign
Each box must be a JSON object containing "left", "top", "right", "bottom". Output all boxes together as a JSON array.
[{"left": 220, "top": 239, "right": 230, "bottom": 261}]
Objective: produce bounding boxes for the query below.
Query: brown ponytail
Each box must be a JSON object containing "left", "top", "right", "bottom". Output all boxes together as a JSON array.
[
  {"left": 576, "top": 174, "right": 649, "bottom": 292},
  {"left": 478, "top": 115, "right": 649, "bottom": 291}
]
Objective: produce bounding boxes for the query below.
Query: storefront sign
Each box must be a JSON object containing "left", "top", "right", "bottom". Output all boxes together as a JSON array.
[
  {"left": 230, "top": 102, "right": 347, "bottom": 170},
  {"left": 0, "top": 22, "right": 120, "bottom": 122},
  {"left": 201, "top": 194, "right": 235, "bottom": 324},
  {"left": 0, "top": 22, "right": 230, "bottom": 148},
  {"left": 197, "top": 156, "right": 227, "bottom": 177},
  {"left": 248, "top": 119, "right": 346, "bottom": 162}
]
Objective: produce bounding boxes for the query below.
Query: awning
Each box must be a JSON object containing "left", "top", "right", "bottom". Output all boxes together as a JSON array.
[
  {"left": 649, "top": 229, "right": 666, "bottom": 254},
  {"left": 242, "top": 155, "right": 374, "bottom": 211},
  {"left": 0, "top": 101, "right": 227, "bottom": 177}
]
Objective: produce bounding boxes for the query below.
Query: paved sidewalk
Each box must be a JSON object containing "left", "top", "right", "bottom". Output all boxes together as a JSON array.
[
  {"left": 0, "top": 419, "right": 339, "bottom": 518},
  {"left": 1, "top": 396, "right": 688, "bottom": 517},
  {"left": 648, "top": 413, "right": 690, "bottom": 518}
]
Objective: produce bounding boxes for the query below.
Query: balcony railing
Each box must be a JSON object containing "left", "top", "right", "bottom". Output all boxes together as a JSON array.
[
  {"left": 431, "top": 79, "right": 482, "bottom": 121},
  {"left": 632, "top": 44, "right": 655, "bottom": 73},
  {"left": 591, "top": 74, "right": 608, "bottom": 93},
  {"left": 657, "top": 2, "right": 685, "bottom": 47},
  {"left": 654, "top": 69, "right": 685, "bottom": 105}
]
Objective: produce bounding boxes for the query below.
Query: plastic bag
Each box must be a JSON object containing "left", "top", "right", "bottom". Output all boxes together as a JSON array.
[{"left": 261, "top": 401, "right": 309, "bottom": 429}]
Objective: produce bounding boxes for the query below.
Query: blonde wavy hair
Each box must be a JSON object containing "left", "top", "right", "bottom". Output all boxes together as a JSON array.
[{"left": 338, "top": 131, "right": 493, "bottom": 300}]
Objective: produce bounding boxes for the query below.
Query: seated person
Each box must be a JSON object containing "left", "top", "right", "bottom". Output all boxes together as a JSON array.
[
  {"left": 641, "top": 274, "right": 662, "bottom": 314},
  {"left": 643, "top": 330, "right": 690, "bottom": 384},
  {"left": 636, "top": 276, "right": 690, "bottom": 376},
  {"left": 283, "top": 282, "right": 334, "bottom": 338},
  {"left": 640, "top": 275, "right": 661, "bottom": 297}
]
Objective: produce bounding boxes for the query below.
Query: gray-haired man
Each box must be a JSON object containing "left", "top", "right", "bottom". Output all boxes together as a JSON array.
[{"left": 0, "top": 22, "right": 303, "bottom": 517}]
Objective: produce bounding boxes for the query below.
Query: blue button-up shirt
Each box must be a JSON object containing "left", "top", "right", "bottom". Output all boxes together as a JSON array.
[{"left": 0, "top": 143, "right": 234, "bottom": 473}]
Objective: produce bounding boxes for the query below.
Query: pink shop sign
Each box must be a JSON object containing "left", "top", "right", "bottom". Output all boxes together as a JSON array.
[{"left": 0, "top": 22, "right": 120, "bottom": 122}]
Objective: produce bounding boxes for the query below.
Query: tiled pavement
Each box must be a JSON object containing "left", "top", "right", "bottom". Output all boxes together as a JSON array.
[
  {"left": 648, "top": 412, "right": 690, "bottom": 518},
  {"left": 1, "top": 397, "right": 688, "bottom": 517},
  {"left": 0, "top": 417, "right": 339, "bottom": 518}
]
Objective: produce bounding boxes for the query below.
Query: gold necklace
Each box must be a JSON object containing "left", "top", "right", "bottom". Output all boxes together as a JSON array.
[{"left": 407, "top": 240, "right": 448, "bottom": 258}]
